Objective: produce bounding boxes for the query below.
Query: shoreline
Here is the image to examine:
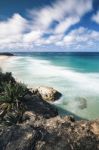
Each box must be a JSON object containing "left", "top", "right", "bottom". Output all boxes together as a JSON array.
[
  {"left": 0, "top": 71, "right": 99, "bottom": 149},
  {"left": 0, "top": 56, "right": 11, "bottom": 68},
  {"left": 0, "top": 54, "right": 99, "bottom": 120},
  {"left": 0, "top": 52, "right": 14, "bottom": 61},
  {"left": 0, "top": 55, "right": 10, "bottom": 60}
]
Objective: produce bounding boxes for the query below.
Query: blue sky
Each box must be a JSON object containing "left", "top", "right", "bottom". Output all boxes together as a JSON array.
[{"left": 0, "top": 0, "right": 99, "bottom": 52}]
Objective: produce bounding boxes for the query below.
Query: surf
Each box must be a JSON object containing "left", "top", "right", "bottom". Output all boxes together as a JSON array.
[{"left": 0, "top": 53, "right": 99, "bottom": 120}]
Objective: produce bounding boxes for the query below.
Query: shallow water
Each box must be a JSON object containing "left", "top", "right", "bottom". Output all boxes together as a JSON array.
[{"left": 0, "top": 52, "right": 99, "bottom": 120}]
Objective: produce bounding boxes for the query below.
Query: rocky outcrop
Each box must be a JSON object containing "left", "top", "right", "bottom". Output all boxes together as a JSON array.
[
  {"left": 0, "top": 73, "right": 99, "bottom": 150},
  {"left": 0, "top": 115, "right": 99, "bottom": 150},
  {"left": 31, "top": 86, "right": 62, "bottom": 102},
  {"left": 0, "top": 92, "right": 99, "bottom": 150},
  {"left": 23, "top": 93, "right": 58, "bottom": 119}
]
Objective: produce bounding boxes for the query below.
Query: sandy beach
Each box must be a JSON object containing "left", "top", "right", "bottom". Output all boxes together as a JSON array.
[
  {"left": 0, "top": 55, "right": 11, "bottom": 70},
  {"left": 0, "top": 56, "right": 10, "bottom": 61}
]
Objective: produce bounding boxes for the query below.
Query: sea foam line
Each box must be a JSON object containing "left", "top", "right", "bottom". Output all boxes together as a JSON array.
[{"left": 1, "top": 56, "right": 99, "bottom": 94}]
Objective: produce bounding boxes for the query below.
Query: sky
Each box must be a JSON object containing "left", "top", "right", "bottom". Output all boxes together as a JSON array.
[{"left": 0, "top": 0, "right": 99, "bottom": 52}]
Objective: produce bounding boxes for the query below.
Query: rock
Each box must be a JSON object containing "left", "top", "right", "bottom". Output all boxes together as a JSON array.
[
  {"left": 23, "top": 94, "right": 58, "bottom": 119},
  {"left": 0, "top": 91, "right": 99, "bottom": 150},
  {"left": 76, "top": 97, "right": 87, "bottom": 110},
  {"left": 0, "top": 117, "right": 99, "bottom": 150},
  {"left": 0, "top": 125, "right": 39, "bottom": 150},
  {"left": 0, "top": 73, "right": 99, "bottom": 150},
  {"left": 31, "top": 86, "right": 62, "bottom": 102},
  {"left": 91, "top": 121, "right": 99, "bottom": 135}
]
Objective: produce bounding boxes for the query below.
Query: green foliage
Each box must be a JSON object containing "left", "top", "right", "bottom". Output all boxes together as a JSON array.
[
  {"left": 0, "top": 71, "right": 15, "bottom": 93},
  {"left": 0, "top": 71, "right": 15, "bottom": 83},
  {"left": 0, "top": 71, "right": 28, "bottom": 126},
  {"left": 0, "top": 82, "right": 27, "bottom": 103}
]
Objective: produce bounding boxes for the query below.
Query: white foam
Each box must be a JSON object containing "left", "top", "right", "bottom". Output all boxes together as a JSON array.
[
  {"left": 1, "top": 55, "right": 99, "bottom": 119},
  {"left": 1, "top": 56, "right": 99, "bottom": 95},
  {"left": 28, "top": 57, "right": 99, "bottom": 94}
]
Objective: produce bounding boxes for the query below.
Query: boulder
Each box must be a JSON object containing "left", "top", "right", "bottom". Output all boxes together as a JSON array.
[{"left": 31, "top": 86, "right": 62, "bottom": 102}]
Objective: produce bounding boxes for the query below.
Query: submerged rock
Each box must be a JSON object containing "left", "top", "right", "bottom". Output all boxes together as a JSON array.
[
  {"left": 75, "top": 97, "right": 87, "bottom": 110},
  {"left": 31, "top": 86, "right": 62, "bottom": 102}
]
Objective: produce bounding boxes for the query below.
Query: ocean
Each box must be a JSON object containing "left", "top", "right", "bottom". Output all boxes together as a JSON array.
[{"left": 0, "top": 52, "right": 99, "bottom": 120}]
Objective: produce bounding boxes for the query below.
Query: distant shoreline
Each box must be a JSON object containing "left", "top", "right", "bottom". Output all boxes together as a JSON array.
[
  {"left": 0, "top": 53, "right": 14, "bottom": 62},
  {"left": 0, "top": 52, "right": 14, "bottom": 56}
]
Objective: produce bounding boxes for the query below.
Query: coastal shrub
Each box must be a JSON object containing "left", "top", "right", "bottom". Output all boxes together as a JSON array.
[
  {"left": 0, "top": 71, "right": 28, "bottom": 125},
  {"left": 0, "top": 82, "right": 27, "bottom": 103},
  {"left": 0, "top": 71, "right": 15, "bottom": 84},
  {"left": 0, "top": 71, "right": 15, "bottom": 93}
]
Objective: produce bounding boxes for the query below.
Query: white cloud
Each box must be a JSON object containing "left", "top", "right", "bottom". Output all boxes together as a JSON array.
[
  {"left": 54, "top": 17, "right": 80, "bottom": 34},
  {"left": 92, "top": 11, "right": 99, "bottom": 24},
  {"left": 28, "top": 0, "right": 92, "bottom": 47},
  {"left": 0, "top": 14, "right": 28, "bottom": 38},
  {"left": 23, "top": 30, "right": 43, "bottom": 43},
  {"left": 30, "top": 0, "right": 92, "bottom": 32},
  {"left": 60, "top": 27, "right": 99, "bottom": 50},
  {"left": 0, "top": 13, "right": 28, "bottom": 47},
  {"left": 0, "top": 0, "right": 97, "bottom": 51}
]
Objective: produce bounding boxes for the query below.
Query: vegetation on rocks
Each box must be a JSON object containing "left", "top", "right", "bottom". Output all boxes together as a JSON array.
[
  {"left": 0, "top": 70, "right": 58, "bottom": 126},
  {"left": 0, "top": 70, "right": 28, "bottom": 126},
  {"left": 0, "top": 70, "right": 99, "bottom": 150}
]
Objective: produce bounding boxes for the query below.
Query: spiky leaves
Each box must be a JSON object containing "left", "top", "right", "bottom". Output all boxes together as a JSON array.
[{"left": 0, "top": 71, "right": 28, "bottom": 126}]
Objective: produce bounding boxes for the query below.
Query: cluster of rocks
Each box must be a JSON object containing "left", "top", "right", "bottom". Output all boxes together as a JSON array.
[{"left": 0, "top": 86, "right": 99, "bottom": 150}]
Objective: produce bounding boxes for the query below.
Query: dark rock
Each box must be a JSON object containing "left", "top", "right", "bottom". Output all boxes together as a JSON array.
[
  {"left": 0, "top": 117, "right": 99, "bottom": 150},
  {"left": 0, "top": 125, "right": 40, "bottom": 150},
  {"left": 23, "top": 94, "right": 58, "bottom": 119}
]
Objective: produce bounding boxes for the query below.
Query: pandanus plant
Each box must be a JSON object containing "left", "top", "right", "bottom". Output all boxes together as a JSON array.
[{"left": 0, "top": 81, "right": 28, "bottom": 125}]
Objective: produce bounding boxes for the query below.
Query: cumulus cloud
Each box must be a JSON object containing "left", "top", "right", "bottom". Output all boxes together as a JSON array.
[
  {"left": 92, "top": 11, "right": 99, "bottom": 24},
  {"left": 59, "top": 27, "right": 99, "bottom": 50},
  {"left": 0, "top": 14, "right": 28, "bottom": 47},
  {"left": 0, "top": 0, "right": 98, "bottom": 51}
]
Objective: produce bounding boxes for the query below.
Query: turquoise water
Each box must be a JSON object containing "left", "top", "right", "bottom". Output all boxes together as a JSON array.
[{"left": 0, "top": 52, "right": 99, "bottom": 120}]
